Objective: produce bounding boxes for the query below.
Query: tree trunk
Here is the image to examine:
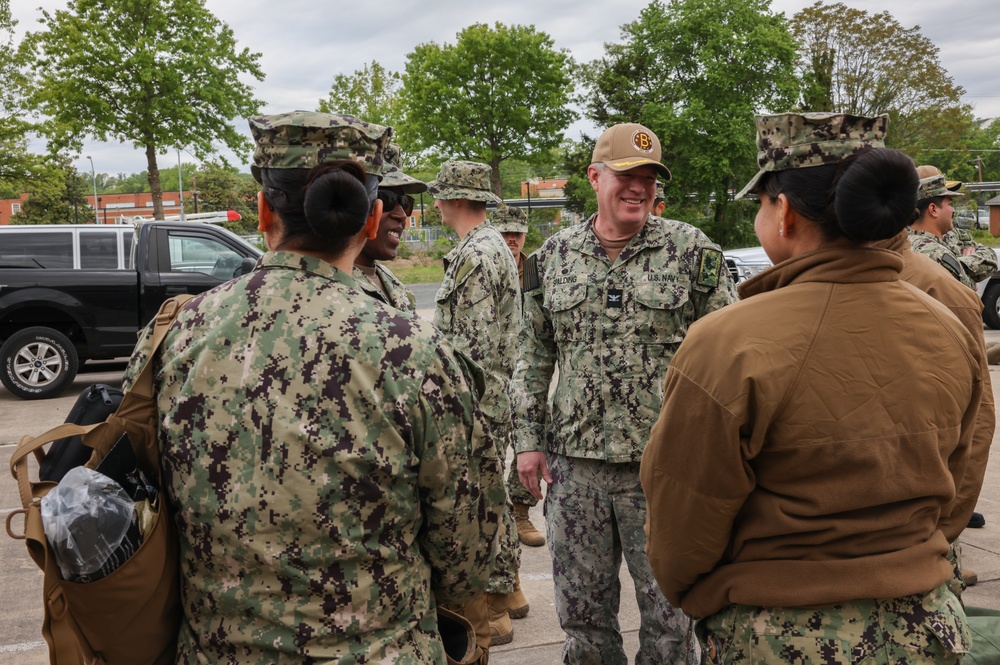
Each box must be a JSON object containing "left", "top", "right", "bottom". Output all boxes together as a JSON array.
[
  {"left": 489, "top": 156, "right": 504, "bottom": 199},
  {"left": 145, "top": 143, "right": 163, "bottom": 220}
]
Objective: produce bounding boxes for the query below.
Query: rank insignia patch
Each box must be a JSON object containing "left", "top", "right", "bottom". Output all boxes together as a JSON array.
[{"left": 696, "top": 248, "right": 723, "bottom": 288}]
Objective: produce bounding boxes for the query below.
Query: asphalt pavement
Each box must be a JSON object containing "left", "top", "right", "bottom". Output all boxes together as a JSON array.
[{"left": 2, "top": 305, "right": 1000, "bottom": 663}]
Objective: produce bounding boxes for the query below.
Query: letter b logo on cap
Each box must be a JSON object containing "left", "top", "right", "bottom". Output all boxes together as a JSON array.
[{"left": 632, "top": 131, "right": 654, "bottom": 153}]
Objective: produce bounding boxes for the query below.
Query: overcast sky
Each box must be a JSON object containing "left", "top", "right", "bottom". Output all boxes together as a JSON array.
[{"left": 9, "top": 0, "right": 1000, "bottom": 178}]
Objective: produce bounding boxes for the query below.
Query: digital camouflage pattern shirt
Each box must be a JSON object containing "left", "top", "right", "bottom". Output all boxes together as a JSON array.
[
  {"left": 124, "top": 251, "right": 502, "bottom": 665},
  {"left": 434, "top": 222, "right": 521, "bottom": 439},
  {"left": 943, "top": 228, "right": 999, "bottom": 284},
  {"left": 910, "top": 229, "right": 978, "bottom": 288},
  {"left": 353, "top": 262, "right": 417, "bottom": 313},
  {"left": 512, "top": 215, "right": 738, "bottom": 463}
]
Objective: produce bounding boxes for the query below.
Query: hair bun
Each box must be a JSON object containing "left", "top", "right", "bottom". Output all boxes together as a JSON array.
[
  {"left": 303, "top": 168, "right": 370, "bottom": 240},
  {"left": 834, "top": 150, "right": 918, "bottom": 242}
]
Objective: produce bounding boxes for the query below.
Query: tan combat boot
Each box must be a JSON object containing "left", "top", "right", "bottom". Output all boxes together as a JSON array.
[
  {"left": 507, "top": 573, "right": 529, "bottom": 620},
  {"left": 437, "top": 606, "right": 487, "bottom": 665},
  {"left": 440, "top": 595, "right": 491, "bottom": 663},
  {"left": 513, "top": 503, "right": 545, "bottom": 547},
  {"left": 486, "top": 592, "right": 513, "bottom": 646}
]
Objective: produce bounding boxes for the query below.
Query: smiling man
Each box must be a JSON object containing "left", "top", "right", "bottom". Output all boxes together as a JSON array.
[
  {"left": 512, "top": 122, "right": 737, "bottom": 664},
  {"left": 353, "top": 143, "right": 423, "bottom": 312}
]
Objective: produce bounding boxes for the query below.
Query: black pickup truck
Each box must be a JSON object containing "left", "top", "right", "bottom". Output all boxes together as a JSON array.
[{"left": 0, "top": 221, "right": 261, "bottom": 399}]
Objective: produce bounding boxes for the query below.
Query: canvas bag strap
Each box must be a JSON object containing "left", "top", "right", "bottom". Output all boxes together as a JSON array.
[{"left": 131, "top": 293, "right": 196, "bottom": 399}]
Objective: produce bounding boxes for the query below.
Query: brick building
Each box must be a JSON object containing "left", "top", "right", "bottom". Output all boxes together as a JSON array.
[{"left": 0, "top": 191, "right": 185, "bottom": 225}]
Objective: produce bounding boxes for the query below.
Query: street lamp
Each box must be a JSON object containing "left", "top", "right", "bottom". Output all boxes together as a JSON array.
[
  {"left": 86, "top": 156, "right": 99, "bottom": 224},
  {"left": 524, "top": 180, "right": 533, "bottom": 223}
]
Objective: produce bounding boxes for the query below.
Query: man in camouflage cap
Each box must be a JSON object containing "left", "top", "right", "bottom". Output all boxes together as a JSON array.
[
  {"left": 489, "top": 203, "right": 546, "bottom": 549},
  {"left": 653, "top": 181, "right": 667, "bottom": 217},
  {"left": 430, "top": 160, "right": 525, "bottom": 650},
  {"left": 512, "top": 122, "right": 736, "bottom": 664},
  {"left": 910, "top": 165, "right": 998, "bottom": 289},
  {"left": 122, "top": 110, "right": 503, "bottom": 663},
  {"left": 353, "top": 143, "right": 425, "bottom": 312}
]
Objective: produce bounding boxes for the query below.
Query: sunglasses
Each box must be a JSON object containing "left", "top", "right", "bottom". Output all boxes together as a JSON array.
[{"left": 377, "top": 190, "right": 415, "bottom": 216}]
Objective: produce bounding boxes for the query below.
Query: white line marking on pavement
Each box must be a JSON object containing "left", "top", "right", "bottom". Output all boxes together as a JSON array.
[{"left": 0, "top": 641, "right": 46, "bottom": 653}]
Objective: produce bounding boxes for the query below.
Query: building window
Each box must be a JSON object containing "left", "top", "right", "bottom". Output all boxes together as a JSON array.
[{"left": 11, "top": 203, "right": 21, "bottom": 213}]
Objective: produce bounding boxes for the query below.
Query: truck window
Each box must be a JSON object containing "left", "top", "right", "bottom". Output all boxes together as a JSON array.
[
  {"left": 0, "top": 231, "right": 73, "bottom": 268},
  {"left": 167, "top": 234, "right": 246, "bottom": 279},
  {"left": 80, "top": 231, "right": 121, "bottom": 269},
  {"left": 124, "top": 230, "right": 135, "bottom": 269}
]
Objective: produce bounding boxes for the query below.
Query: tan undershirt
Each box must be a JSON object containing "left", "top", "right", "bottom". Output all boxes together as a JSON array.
[{"left": 592, "top": 223, "right": 635, "bottom": 263}]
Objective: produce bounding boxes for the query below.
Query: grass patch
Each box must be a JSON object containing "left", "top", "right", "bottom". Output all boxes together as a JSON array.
[
  {"left": 970, "top": 229, "right": 1000, "bottom": 246},
  {"left": 392, "top": 258, "right": 445, "bottom": 284}
]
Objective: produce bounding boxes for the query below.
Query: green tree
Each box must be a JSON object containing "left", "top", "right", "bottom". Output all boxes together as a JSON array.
[
  {"left": 27, "top": 0, "right": 264, "bottom": 220},
  {"left": 318, "top": 60, "right": 403, "bottom": 130},
  {"left": 11, "top": 158, "right": 90, "bottom": 225},
  {"left": 791, "top": 2, "right": 973, "bottom": 155},
  {"left": 0, "top": 0, "right": 42, "bottom": 195},
  {"left": 578, "top": 0, "right": 799, "bottom": 247},
  {"left": 191, "top": 161, "right": 259, "bottom": 234},
  {"left": 401, "top": 22, "right": 576, "bottom": 195}
]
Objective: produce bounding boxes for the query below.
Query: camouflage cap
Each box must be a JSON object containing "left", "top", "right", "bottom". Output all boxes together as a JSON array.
[
  {"left": 248, "top": 111, "right": 391, "bottom": 183},
  {"left": 379, "top": 143, "right": 427, "bottom": 195},
  {"left": 919, "top": 174, "right": 965, "bottom": 201},
  {"left": 735, "top": 112, "right": 888, "bottom": 200},
  {"left": 655, "top": 181, "right": 665, "bottom": 200},
  {"left": 916, "top": 165, "right": 963, "bottom": 192},
  {"left": 491, "top": 204, "right": 528, "bottom": 234},
  {"left": 426, "top": 160, "right": 502, "bottom": 203},
  {"left": 592, "top": 123, "right": 671, "bottom": 180}
]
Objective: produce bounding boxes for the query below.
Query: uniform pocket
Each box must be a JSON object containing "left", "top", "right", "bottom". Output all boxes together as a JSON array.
[
  {"left": 634, "top": 281, "right": 689, "bottom": 344},
  {"left": 545, "top": 283, "right": 588, "bottom": 342},
  {"left": 884, "top": 583, "right": 971, "bottom": 661}
]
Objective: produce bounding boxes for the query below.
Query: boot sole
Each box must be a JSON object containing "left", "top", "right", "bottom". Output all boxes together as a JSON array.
[
  {"left": 518, "top": 536, "right": 546, "bottom": 547},
  {"left": 490, "top": 630, "right": 514, "bottom": 646},
  {"left": 508, "top": 605, "right": 529, "bottom": 620}
]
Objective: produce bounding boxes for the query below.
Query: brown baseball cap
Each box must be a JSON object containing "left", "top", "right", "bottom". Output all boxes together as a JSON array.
[
  {"left": 915, "top": 165, "right": 962, "bottom": 192},
  {"left": 592, "top": 123, "right": 671, "bottom": 180}
]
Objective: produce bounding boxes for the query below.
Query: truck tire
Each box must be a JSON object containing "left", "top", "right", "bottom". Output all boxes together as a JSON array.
[
  {"left": 0, "top": 327, "right": 79, "bottom": 400},
  {"left": 983, "top": 283, "right": 1000, "bottom": 331}
]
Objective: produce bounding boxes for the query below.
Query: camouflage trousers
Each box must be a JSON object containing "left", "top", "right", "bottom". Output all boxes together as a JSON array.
[
  {"left": 486, "top": 425, "right": 520, "bottom": 596},
  {"left": 544, "top": 453, "right": 699, "bottom": 665},
  {"left": 698, "top": 582, "right": 970, "bottom": 664}
]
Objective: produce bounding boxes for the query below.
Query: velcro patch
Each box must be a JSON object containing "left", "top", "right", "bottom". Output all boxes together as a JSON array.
[
  {"left": 522, "top": 253, "right": 541, "bottom": 292},
  {"left": 696, "top": 248, "right": 723, "bottom": 289},
  {"left": 940, "top": 253, "right": 963, "bottom": 280},
  {"left": 606, "top": 288, "right": 623, "bottom": 308}
]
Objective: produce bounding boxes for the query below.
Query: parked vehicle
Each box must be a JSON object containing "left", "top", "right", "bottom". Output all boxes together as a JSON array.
[
  {"left": 0, "top": 222, "right": 261, "bottom": 399},
  {"left": 724, "top": 246, "right": 772, "bottom": 283},
  {"left": 955, "top": 210, "right": 977, "bottom": 230}
]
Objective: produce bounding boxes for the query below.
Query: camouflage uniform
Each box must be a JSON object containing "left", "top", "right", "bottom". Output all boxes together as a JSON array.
[
  {"left": 699, "top": 583, "right": 969, "bottom": 664},
  {"left": 353, "top": 263, "right": 416, "bottom": 312},
  {"left": 123, "top": 251, "right": 502, "bottom": 664},
  {"left": 490, "top": 205, "right": 535, "bottom": 507},
  {"left": 909, "top": 229, "right": 977, "bottom": 288},
  {"left": 513, "top": 213, "right": 737, "bottom": 664},
  {"left": 943, "top": 228, "right": 998, "bottom": 283},
  {"left": 433, "top": 220, "right": 522, "bottom": 596}
]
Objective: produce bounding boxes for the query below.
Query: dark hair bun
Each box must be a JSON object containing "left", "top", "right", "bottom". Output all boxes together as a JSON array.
[
  {"left": 302, "top": 166, "right": 370, "bottom": 240},
  {"left": 834, "top": 150, "right": 918, "bottom": 242}
]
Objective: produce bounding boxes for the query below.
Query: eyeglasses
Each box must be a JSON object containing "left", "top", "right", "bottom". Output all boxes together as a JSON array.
[{"left": 377, "top": 190, "right": 415, "bottom": 216}]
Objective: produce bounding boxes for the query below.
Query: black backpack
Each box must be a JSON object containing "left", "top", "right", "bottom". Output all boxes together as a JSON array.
[{"left": 38, "top": 383, "right": 124, "bottom": 482}]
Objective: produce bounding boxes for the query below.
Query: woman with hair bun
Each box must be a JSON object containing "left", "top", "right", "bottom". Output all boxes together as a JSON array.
[
  {"left": 640, "top": 113, "right": 983, "bottom": 663},
  {"left": 123, "top": 111, "right": 501, "bottom": 663}
]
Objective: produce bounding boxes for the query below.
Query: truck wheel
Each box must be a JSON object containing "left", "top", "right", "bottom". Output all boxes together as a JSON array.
[
  {"left": 983, "top": 283, "right": 1000, "bottom": 331},
  {"left": 0, "top": 327, "right": 79, "bottom": 400}
]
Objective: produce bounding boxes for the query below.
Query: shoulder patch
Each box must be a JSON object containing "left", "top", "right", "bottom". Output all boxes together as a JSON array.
[
  {"left": 522, "top": 253, "right": 541, "bottom": 293},
  {"left": 940, "top": 252, "right": 963, "bottom": 280},
  {"left": 696, "top": 248, "right": 723, "bottom": 289}
]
